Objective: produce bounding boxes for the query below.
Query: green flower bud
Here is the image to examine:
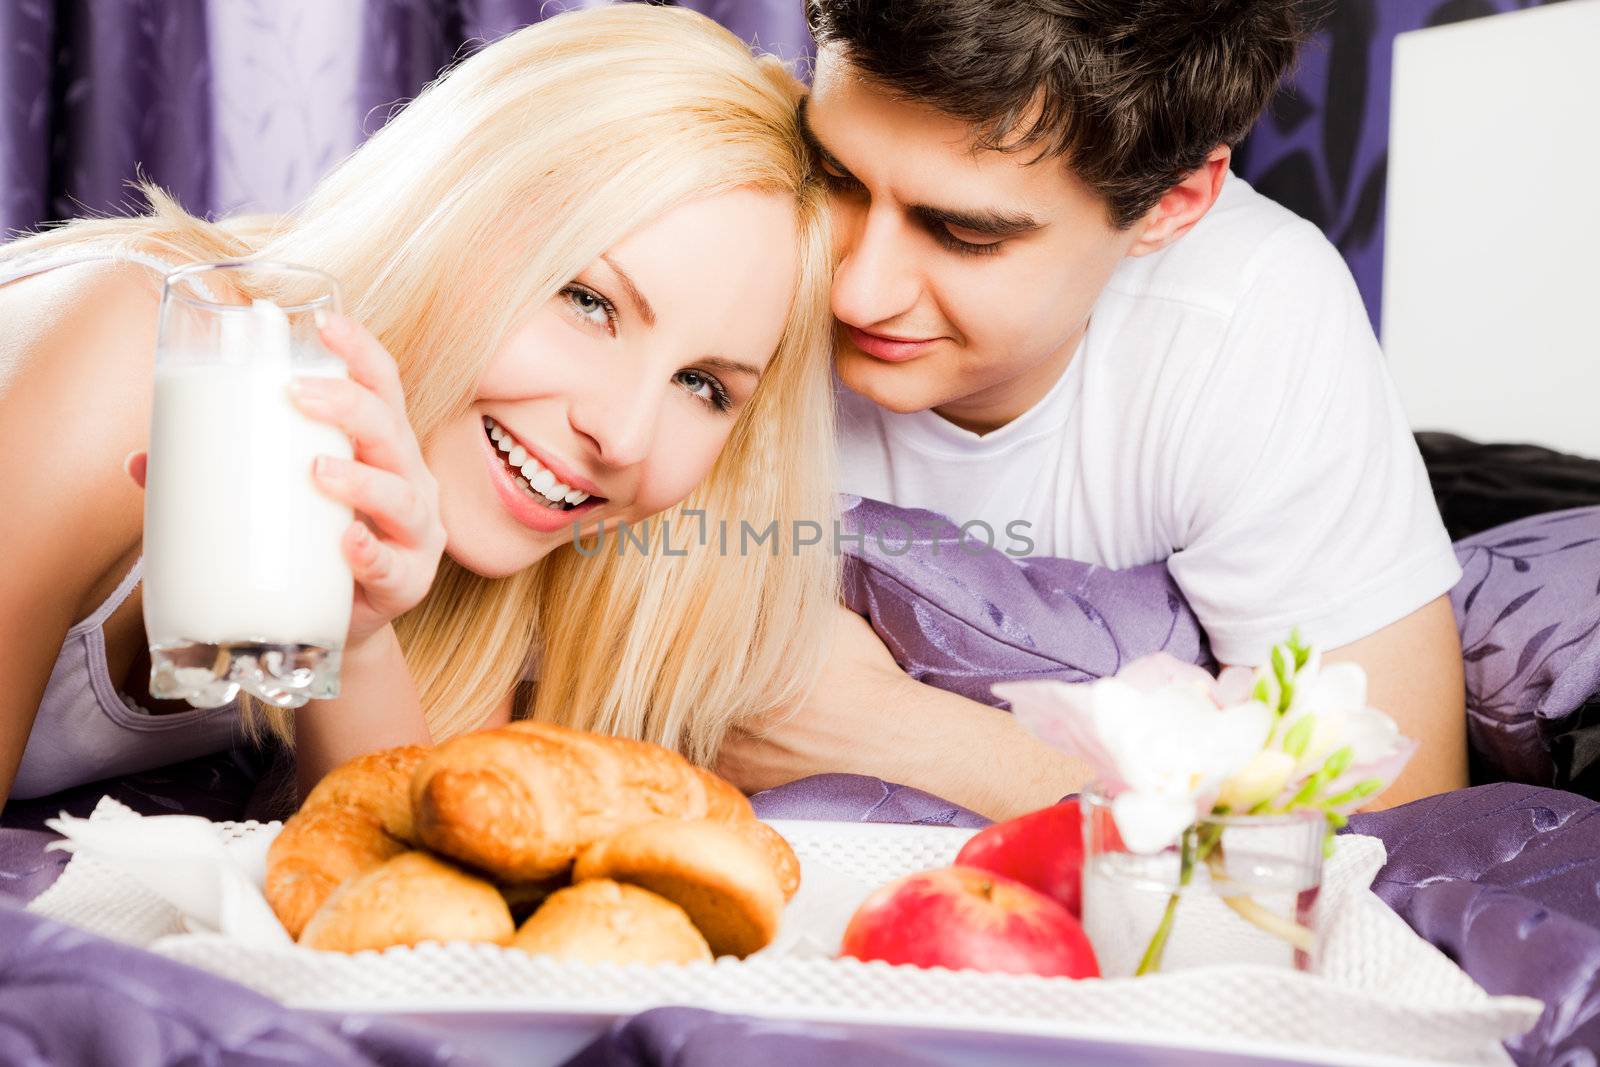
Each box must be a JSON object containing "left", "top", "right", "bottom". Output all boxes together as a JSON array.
[
  {"left": 1323, "top": 778, "right": 1385, "bottom": 810},
  {"left": 1282, "top": 716, "right": 1316, "bottom": 760},
  {"left": 1323, "top": 745, "right": 1355, "bottom": 779},
  {"left": 1289, "top": 764, "right": 1340, "bottom": 810},
  {"left": 1289, "top": 628, "right": 1311, "bottom": 671},
  {"left": 1254, "top": 677, "right": 1272, "bottom": 706}
]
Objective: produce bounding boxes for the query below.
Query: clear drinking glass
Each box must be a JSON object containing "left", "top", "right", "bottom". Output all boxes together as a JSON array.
[
  {"left": 143, "top": 261, "right": 352, "bottom": 709},
  {"left": 1079, "top": 783, "right": 1326, "bottom": 977}
]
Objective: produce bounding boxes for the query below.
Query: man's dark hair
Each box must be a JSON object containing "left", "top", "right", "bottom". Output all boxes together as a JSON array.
[{"left": 806, "top": 0, "right": 1308, "bottom": 228}]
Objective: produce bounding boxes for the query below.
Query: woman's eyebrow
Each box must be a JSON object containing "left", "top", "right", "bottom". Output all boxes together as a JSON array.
[
  {"left": 599, "top": 252, "right": 656, "bottom": 327},
  {"left": 699, "top": 355, "right": 763, "bottom": 380}
]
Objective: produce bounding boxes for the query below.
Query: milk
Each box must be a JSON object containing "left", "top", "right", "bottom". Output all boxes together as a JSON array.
[{"left": 143, "top": 299, "right": 353, "bottom": 650}]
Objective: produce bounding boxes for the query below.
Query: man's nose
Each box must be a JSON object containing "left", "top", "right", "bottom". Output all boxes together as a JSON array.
[
  {"left": 567, "top": 361, "right": 665, "bottom": 471},
  {"left": 831, "top": 202, "right": 922, "bottom": 330}
]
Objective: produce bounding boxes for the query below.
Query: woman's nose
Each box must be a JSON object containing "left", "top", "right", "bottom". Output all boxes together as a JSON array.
[{"left": 567, "top": 364, "right": 665, "bottom": 471}]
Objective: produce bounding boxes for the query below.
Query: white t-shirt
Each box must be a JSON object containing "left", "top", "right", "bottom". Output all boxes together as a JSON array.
[{"left": 836, "top": 174, "right": 1462, "bottom": 666}]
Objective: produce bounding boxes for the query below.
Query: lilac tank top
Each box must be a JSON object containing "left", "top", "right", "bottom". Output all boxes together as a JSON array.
[{"left": 5, "top": 246, "right": 241, "bottom": 800}]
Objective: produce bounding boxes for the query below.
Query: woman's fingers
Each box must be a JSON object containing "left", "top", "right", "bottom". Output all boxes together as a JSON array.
[
  {"left": 289, "top": 313, "right": 445, "bottom": 647},
  {"left": 313, "top": 456, "right": 440, "bottom": 549},
  {"left": 317, "top": 313, "right": 408, "bottom": 416},
  {"left": 342, "top": 522, "right": 427, "bottom": 616},
  {"left": 290, "top": 375, "right": 418, "bottom": 478}
]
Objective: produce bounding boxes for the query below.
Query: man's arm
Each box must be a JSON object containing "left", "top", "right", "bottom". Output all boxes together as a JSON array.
[
  {"left": 715, "top": 605, "right": 1089, "bottom": 820},
  {"left": 716, "top": 596, "right": 1467, "bottom": 820},
  {"left": 1320, "top": 594, "right": 1467, "bottom": 807}
]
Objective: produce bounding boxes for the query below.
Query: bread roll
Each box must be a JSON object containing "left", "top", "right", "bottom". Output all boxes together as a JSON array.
[
  {"left": 723, "top": 818, "right": 801, "bottom": 901},
  {"left": 574, "top": 819, "right": 784, "bottom": 958},
  {"left": 511, "top": 879, "right": 712, "bottom": 965},
  {"left": 299, "top": 851, "right": 514, "bottom": 953},
  {"left": 266, "top": 729, "right": 791, "bottom": 950},
  {"left": 499, "top": 875, "right": 570, "bottom": 923},
  {"left": 693, "top": 765, "right": 756, "bottom": 823},
  {"left": 266, "top": 804, "right": 408, "bottom": 939}
]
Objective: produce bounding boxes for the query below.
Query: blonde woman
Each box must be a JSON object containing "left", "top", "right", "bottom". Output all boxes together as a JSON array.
[{"left": 0, "top": 6, "right": 837, "bottom": 809}]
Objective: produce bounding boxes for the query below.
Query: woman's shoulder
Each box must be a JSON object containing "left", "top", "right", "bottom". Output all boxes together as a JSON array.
[
  {"left": 1, "top": 251, "right": 165, "bottom": 391},
  {"left": 1, "top": 243, "right": 167, "bottom": 312},
  {"left": 0, "top": 251, "right": 161, "bottom": 606}
]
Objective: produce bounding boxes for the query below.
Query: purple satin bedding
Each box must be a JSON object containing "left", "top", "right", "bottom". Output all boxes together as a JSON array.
[
  {"left": 2, "top": 773, "right": 1596, "bottom": 1066},
  {"left": 5, "top": 502, "right": 1600, "bottom": 1064},
  {"left": 837, "top": 497, "right": 1214, "bottom": 704},
  {"left": 841, "top": 498, "right": 1600, "bottom": 792}
]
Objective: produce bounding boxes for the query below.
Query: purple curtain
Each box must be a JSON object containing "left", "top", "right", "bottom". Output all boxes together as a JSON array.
[
  {"left": 0, "top": 0, "right": 813, "bottom": 235},
  {"left": 0, "top": 0, "right": 1570, "bottom": 328}
]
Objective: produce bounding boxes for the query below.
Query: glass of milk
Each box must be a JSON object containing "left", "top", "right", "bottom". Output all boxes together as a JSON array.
[{"left": 144, "top": 262, "right": 354, "bottom": 709}]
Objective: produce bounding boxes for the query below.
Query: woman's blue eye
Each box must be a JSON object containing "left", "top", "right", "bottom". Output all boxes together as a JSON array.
[
  {"left": 675, "top": 369, "right": 732, "bottom": 412},
  {"left": 562, "top": 285, "right": 615, "bottom": 331}
]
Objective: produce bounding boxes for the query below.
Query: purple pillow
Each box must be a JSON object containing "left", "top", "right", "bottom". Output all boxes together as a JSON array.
[
  {"left": 1451, "top": 508, "right": 1600, "bottom": 790},
  {"left": 840, "top": 498, "right": 1600, "bottom": 791},
  {"left": 838, "top": 496, "right": 1213, "bottom": 707}
]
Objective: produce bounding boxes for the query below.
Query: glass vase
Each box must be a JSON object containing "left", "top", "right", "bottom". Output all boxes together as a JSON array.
[{"left": 1079, "top": 782, "right": 1326, "bottom": 977}]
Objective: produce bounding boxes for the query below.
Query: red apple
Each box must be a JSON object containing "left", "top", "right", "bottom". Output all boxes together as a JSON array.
[
  {"left": 954, "top": 798, "right": 1094, "bottom": 917},
  {"left": 839, "top": 866, "right": 1099, "bottom": 979}
]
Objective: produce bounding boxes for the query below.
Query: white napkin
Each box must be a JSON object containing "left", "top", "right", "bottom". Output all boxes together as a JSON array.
[
  {"left": 760, "top": 860, "right": 878, "bottom": 959},
  {"left": 41, "top": 803, "right": 871, "bottom": 958},
  {"left": 45, "top": 811, "right": 293, "bottom": 947}
]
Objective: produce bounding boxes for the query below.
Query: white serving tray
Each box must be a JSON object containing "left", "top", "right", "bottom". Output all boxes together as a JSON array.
[{"left": 28, "top": 800, "right": 1541, "bottom": 1066}]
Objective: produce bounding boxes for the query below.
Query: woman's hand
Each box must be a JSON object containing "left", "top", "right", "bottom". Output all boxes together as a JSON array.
[
  {"left": 127, "top": 314, "right": 445, "bottom": 653},
  {"left": 287, "top": 314, "right": 446, "bottom": 650},
  {"left": 278, "top": 315, "right": 444, "bottom": 652}
]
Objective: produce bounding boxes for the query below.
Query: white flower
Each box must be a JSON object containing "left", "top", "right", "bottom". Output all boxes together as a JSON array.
[
  {"left": 998, "top": 654, "right": 1274, "bottom": 854},
  {"left": 1215, "top": 750, "right": 1298, "bottom": 813},
  {"left": 1259, "top": 651, "right": 1416, "bottom": 811}
]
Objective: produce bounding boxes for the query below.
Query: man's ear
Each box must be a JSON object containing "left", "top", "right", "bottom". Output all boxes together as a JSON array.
[{"left": 1127, "top": 146, "right": 1232, "bottom": 257}]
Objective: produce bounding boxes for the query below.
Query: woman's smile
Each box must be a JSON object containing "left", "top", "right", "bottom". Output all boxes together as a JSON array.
[{"left": 479, "top": 415, "right": 609, "bottom": 534}]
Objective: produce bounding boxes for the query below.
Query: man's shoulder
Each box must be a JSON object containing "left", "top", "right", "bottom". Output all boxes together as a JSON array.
[{"left": 1102, "top": 174, "right": 1349, "bottom": 320}]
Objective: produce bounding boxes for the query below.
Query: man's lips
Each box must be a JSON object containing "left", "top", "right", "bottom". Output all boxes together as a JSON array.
[{"left": 845, "top": 325, "right": 940, "bottom": 363}]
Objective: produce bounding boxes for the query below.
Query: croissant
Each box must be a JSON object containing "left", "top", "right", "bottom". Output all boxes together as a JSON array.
[
  {"left": 264, "top": 745, "right": 430, "bottom": 939},
  {"left": 411, "top": 721, "right": 730, "bottom": 881},
  {"left": 265, "top": 724, "right": 801, "bottom": 956}
]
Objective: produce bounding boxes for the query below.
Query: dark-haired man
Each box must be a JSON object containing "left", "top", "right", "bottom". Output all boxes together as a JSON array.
[{"left": 717, "top": 0, "right": 1468, "bottom": 818}]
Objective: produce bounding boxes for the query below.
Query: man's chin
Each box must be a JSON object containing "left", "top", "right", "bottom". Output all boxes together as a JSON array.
[{"left": 836, "top": 349, "right": 959, "bottom": 415}]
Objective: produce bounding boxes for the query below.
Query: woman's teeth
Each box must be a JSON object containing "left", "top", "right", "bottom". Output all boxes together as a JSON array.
[{"left": 483, "top": 417, "right": 591, "bottom": 511}]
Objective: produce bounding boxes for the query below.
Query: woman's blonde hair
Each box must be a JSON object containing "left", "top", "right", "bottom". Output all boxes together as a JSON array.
[{"left": 5, "top": 6, "right": 839, "bottom": 765}]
